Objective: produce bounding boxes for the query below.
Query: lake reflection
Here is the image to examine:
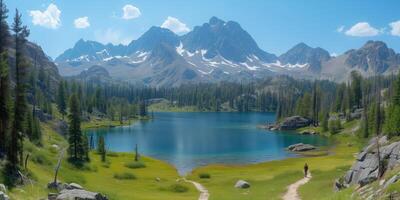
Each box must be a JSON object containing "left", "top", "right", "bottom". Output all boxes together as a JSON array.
[{"left": 86, "top": 112, "right": 328, "bottom": 174}]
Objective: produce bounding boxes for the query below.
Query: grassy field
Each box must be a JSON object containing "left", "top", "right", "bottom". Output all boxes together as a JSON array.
[
  {"left": 187, "top": 121, "right": 363, "bottom": 200},
  {"left": 2, "top": 122, "right": 197, "bottom": 200}
]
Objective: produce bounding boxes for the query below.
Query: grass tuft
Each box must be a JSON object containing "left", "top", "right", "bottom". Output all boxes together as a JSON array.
[
  {"left": 124, "top": 161, "right": 146, "bottom": 169},
  {"left": 113, "top": 172, "right": 137, "bottom": 180},
  {"left": 198, "top": 173, "right": 211, "bottom": 179}
]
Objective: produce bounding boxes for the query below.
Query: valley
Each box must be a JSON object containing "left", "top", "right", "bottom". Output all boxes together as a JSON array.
[{"left": 1, "top": 1, "right": 400, "bottom": 200}]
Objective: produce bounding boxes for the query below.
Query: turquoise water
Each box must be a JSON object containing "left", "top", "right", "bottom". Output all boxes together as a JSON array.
[{"left": 86, "top": 112, "right": 328, "bottom": 174}]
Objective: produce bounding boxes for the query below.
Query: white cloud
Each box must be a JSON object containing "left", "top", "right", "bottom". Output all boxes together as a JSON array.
[
  {"left": 122, "top": 4, "right": 141, "bottom": 20},
  {"left": 74, "top": 16, "right": 90, "bottom": 29},
  {"left": 94, "top": 28, "right": 132, "bottom": 45},
  {"left": 344, "top": 22, "right": 380, "bottom": 37},
  {"left": 389, "top": 20, "right": 400, "bottom": 36},
  {"left": 330, "top": 52, "right": 338, "bottom": 57},
  {"left": 161, "top": 16, "right": 190, "bottom": 34},
  {"left": 336, "top": 25, "right": 345, "bottom": 33},
  {"left": 29, "top": 3, "right": 61, "bottom": 29}
]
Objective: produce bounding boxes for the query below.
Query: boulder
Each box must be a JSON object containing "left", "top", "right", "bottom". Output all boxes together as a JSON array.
[
  {"left": 48, "top": 193, "right": 58, "bottom": 200},
  {"left": 0, "top": 184, "right": 6, "bottom": 193},
  {"left": 0, "top": 192, "right": 9, "bottom": 200},
  {"left": 383, "top": 174, "right": 400, "bottom": 189},
  {"left": 261, "top": 116, "right": 312, "bottom": 131},
  {"left": 56, "top": 189, "right": 108, "bottom": 200},
  {"left": 340, "top": 139, "right": 400, "bottom": 189},
  {"left": 349, "top": 108, "right": 363, "bottom": 120},
  {"left": 300, "top": 130, "right": 318, "bottom": 135},
  {"left": 234, "top": 180, "right": 250, "bottom": 189},
  {"left": 67, "top": 183, "right": 83, "bottom": 190},
  {"left": 287, "top": 143, "right": 316, "bottom": 152},
  {"left": 333, "top": 179, "right": 346, "bottom": 192}
]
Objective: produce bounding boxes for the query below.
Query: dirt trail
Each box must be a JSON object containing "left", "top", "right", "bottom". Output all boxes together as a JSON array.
[
  {"left": 282, "top": 172, "right": 312, "bottom": 200},
  {"left": 183, "top": 178, "right": 209, "bottom": 200}
]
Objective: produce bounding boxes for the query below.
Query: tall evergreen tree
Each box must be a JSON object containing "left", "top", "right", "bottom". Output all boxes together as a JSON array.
[
  {"left": 9, "top": 9, "right": 29, "bottom": 167},
  {"left": 0, "top": 0, "right": 10, "bottom": 157},
  {"left": 97, "top": 136, "right": 106, "bottom": 162},
  {"left": 351, "top": 71, "right": 362, "bottom": 109},
  {"left": 67, "top": 93, "right": 86, "bottom": 163},
  {"left": 0, "top": 52, "right": 9, "bottom": 155},
  {"left": 57, "top": 81, "right": 67, "bottom": 119},
  {"left": 0, "top": 0, "right": 9, "bottom": 52}
]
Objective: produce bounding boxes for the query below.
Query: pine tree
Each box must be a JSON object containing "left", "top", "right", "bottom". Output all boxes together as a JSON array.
[
  {"left": 9, "top": 9, "right": 30, "bottom": 167},
  {"left": 68, "top": 93, "right": 86, "bottom": 163},
  {"left": 321, "top": 112, "right": 329, "bottom": 132},
  {"left": 97, "top": 136, "right": 106, "bottom": 162},
  {"left": 351, "top": 71, "right": 362, "bottom": 109},
  {"left": 0, "top": 0, "right": 10, "bottom": 157},
  {"left": 57, "top": 81, "right": 67, "bottom": 119},
  {"left": 312, "top": 81, "right": 319, "bottom": 126},
  {"left": 0, "top": 0, "right": 10, "bottom": 53}
]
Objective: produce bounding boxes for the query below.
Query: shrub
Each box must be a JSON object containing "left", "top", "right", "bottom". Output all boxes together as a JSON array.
[
  {"left": 106, "top": 152, "right": 119, "bottom": 157},
  {"left": 125, "top": 161, "right": 146, "bottom": 169},
  {"left": 169, "top": 184, "right": 189, "bottom": 193},
  {"left": 113, "top": 172, "right": 136, "bottom": 180},
  {"left": 198, "top": 173, "right": 211, "bottom": 179},
  {"left": 329, "top": 119, "right": 342, "bottom": 134}
]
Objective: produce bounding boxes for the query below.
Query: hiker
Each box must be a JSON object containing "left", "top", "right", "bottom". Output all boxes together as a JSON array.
[{"left": 304, "top": 163, "right": 309, "bottom": 177}]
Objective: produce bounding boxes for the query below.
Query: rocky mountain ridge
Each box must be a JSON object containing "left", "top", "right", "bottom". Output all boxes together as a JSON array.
[{"left": 55, "top": 17, "right": 400, "bottom": 86}]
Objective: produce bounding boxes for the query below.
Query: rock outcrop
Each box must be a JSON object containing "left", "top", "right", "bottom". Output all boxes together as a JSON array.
[
  {"left": 0, "top": 191, "right": 9, "bottom": 200},
  {"left": 0, "top": 184, "right": 8, "bottom": 200},
  {"left": 287, "top": 143, "right": 316, "bottom": 152},
  {"left": 55, "top": 189, "right": 108, "bottom": 200},
  {"left": 234, "top": 180, "right": 250, "bottom": 189},
  {"left": 47, "top": 182, "right": 108, "bottom": 200},
  {"left": 262, "top": 116, "right": 312, "bottom": 131},
  {"left": 341, "top": 136, "right": 400, "bottom": 187}
]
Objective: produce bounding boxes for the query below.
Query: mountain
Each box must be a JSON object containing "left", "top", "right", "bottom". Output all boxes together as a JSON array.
[
  {"left": 56, "top": 17, "right": 285, "bottom": 86},
  {"left": 279, "top": 42, "right": 331, "bottom": 73},
  {"left": 55, "top": 17, "right": 400, "bottom": 86},
  {"left": 55, "top": 39, "right": 127, "bottom": 63},
  {"left": 181, "top": 16, "right": 277, "bottom": 63},
  {"left": 320, "top": 41, "right": 400, "bottom": 81},
  {"left": 75, "top": 65, "right": 111, "bottom": 84},
  {"left": 8, "top": 40, "right": 61, "bottom": 93},
  {"left": 345, "top": 41, "right": 400, "bottom": 74}
]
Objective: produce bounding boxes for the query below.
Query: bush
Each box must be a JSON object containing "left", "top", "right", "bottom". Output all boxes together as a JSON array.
[
  {"left": 329, "top": 119, "right": 342, "bottom": 134},
  {"left": 30, "top": 152, "right": 51, "bottom": 165},
  {"left": 113, "top": 172, "right": 136, "bottom": 180},
  {"left": 169, "top": 184, "right": 189, "bottom": 193},
  {"left": 106, "top": 152, "right": 119, "bottom": 157},
  {"left": 125, "top": 161, "right": 146, "bottom": 169},
  {"left": 198, "top": 173, "right": 211, "bottom": 179}
]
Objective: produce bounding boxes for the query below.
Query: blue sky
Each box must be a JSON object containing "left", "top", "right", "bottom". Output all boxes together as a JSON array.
[{"left": 4, "top": 0, "right": 400, "bottom": 58}]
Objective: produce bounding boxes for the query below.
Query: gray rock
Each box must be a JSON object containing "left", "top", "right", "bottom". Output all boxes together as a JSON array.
[
  {"left": 341, "top": 140, "right": 400, "bottom": 188},
  {"left": 287, "top": 143, "right": 316, "bottom": 152},
  {"left": 234, "top": 180, "right": 250, "bottom": 189},
  {"left": 56, "top": 189, "right": 108, "bottom": 200},
  {"left": 266, "top": 116, "right": 312, "bottom": 130},
  {"left": 0, "top": 184, "right": 6, "bottom": 193},
  {"left": 48, "top": 193, "right": 58, "bottom": 200},
  {"left": 67, "top": 183, "right": 83, "bottom": 190},
  {"left": 383, "top": 174, "right": 400, "bottom": 189},
  {"left": 334, "top": 179, "right": 346, "bottom": 192},
  {"left": 349, "top": 108, "right": 363, "bottom": 120},
  {"left": 0, "top": 192, "right": 9, "bottom": 200}
]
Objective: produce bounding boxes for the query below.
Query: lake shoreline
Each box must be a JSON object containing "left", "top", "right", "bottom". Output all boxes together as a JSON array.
[{"left": 86, "top": 112, "right": 329, "bottom": 175}]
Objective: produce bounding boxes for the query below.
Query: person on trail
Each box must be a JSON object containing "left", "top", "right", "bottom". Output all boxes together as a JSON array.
[{"left": 304, "top": 163, "right": 309, "bottom": 177}]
